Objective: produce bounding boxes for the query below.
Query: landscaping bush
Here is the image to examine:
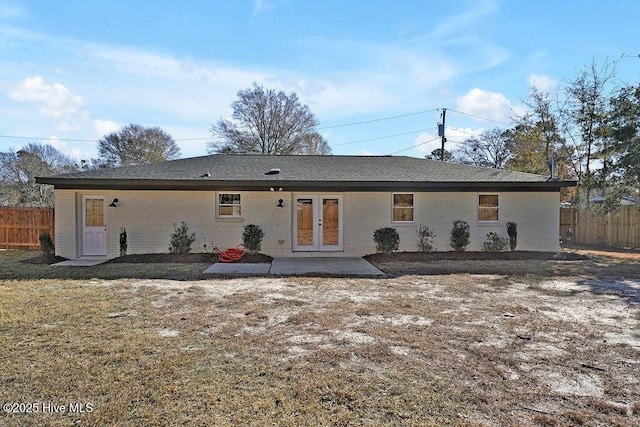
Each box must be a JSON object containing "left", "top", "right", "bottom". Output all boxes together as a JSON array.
[
  {"left": 242, "top": 224, "right": 264, "bottom": 254},
  {"left": 169, "top": 222, "right": 196, "bottom": 254},
  {"left": 374, "top": 227, "right": 400, "bottom": 253},
  {"left": 416, "top": 224, "right": 436, "bottom": 252},
  {"left": 119, "top": 227, "right": 128, "bottom": 257},
  {"left": 449, "top": 220, "right": 470, "bottom": 252},
  {"left": 39, "top": 231, "right": 55, "bottom": 258},
  {"left": 483, "top": 232, "right": 509, "bottom": 252},
  {"left": 506, "top": 221, "right": 518, "bottom": 251}
]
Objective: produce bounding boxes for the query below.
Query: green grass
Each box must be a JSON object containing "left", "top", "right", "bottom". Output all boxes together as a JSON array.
[{"left": 0, "top": 250, "right": 212, "bottom": 281}]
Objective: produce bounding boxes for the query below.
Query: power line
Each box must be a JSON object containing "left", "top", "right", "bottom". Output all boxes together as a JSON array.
[
  {"left": 5, "top": 108, "right": 493, "bottom": 150},
  {"left": 446, "top": 127, "right": 480, "bottom": 137},
  {"left": 331, "top": 127, "right": 436, "bottom": 147},
  {"left": 0, "top": 108, "right": 443, "bottom": 144},
  {"left": 0, "top": 108, "right": 515, "bottom": 144},
  {"left": 318, "top": 109, "right": 439, "bottom": 130},
  {"left": 0, "top": 134, "right": 98, "bottom": 142},
  {"left": 0, "top": 134, "right": 212, "bottom": 142},
  {"left": 387, "top": 137, "right": 440, "bottom": 155},
  {"left": 447, "top": 109, "right": 512, "bottom": 126}
]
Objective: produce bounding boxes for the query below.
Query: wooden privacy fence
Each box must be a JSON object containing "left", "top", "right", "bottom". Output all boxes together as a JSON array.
[
  {"left": 0, "top": 207, "right": 55, "bottom": 249},
  {"left": 560, "top": 206, "right": 640, "bottom": 249}
]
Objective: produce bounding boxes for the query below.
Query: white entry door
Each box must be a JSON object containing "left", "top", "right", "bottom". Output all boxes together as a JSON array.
[
  {"left": 293, "top": 195, "right": 343, "bottom": 251},
  {"left": 82, "top": 196, "right": 107, "bottom": 256}
]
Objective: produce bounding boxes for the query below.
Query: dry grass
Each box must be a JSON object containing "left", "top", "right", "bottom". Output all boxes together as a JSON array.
[{"left": 1, "top": 268, "right": 639, "bottom": 426}]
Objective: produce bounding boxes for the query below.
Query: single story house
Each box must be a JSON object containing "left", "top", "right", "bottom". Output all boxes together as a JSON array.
[{"left": 36, "top": 154, "right": 575, "bottom": 259}]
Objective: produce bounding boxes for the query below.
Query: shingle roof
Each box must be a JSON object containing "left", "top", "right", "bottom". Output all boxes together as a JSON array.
[{"left": 36, "top": 154, "right": 575, "bottom": 191}]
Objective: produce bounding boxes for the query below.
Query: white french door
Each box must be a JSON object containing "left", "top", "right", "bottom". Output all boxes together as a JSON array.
[
  {"left": 82, "top": 196, "right": 107, "bottom": 256},
  {"left": 293, "top": 195, "right": 343, "bottom": 251}
]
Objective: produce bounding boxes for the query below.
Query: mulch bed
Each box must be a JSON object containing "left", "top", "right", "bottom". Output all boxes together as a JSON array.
[
  {"left": 365, "top": 251, "right": 589, "bottom": 263},
  {"left": 21, "top": 255, "right": 69, "bottom": 265},
  {"left": 104, "top": 253, "right": 273, "bottom": 264},
  {"left": 21, "top": 251, "right": 586, "bottom": 266}
]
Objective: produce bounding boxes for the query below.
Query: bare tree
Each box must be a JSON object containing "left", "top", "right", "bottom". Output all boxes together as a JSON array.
[
  {"left": 299, "top": 132, "right": 332, "bottom": 155},
  {"left": 208, "top": 83, "right": 327, "bottom": 155},
  {"left": 453, "top": 128, "right": 511, "bottom": 169},
  {"left": 561, "top": 59, "right": 618, "bottom": 205},
  {"left": 0, "top": 143, "right": 77, "bottom": 207},
  {"left": 97, "top": 124, "right": 181, "bottom": 167}
]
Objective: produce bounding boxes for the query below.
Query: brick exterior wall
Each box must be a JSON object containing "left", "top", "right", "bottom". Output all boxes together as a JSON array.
[{"left": 54, "top": 189, "right": 560, "bottom": 259}]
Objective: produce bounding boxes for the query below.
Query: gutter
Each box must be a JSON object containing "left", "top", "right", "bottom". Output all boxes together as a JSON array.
[{"left": 35, "top": 177, "right": 577, "bottom": 192}]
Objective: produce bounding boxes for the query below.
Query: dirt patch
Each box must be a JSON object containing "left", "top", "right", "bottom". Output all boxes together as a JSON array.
[{"left": 567, "top": 244, "right": 640, "bottom": 261}]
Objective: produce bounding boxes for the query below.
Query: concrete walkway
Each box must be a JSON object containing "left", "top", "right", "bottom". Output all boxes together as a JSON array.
[
  {"left": 203, "top": 257, "right": 383, "bottom": 276},
  {"left": 270, "top": 257, "right": 383, "bottom": 276},
  {"left": 52, "top": 258, "right": 107, "bottom": 267},
  {"left": 203, "top": 263, "right": 271, "bottom": 275}
]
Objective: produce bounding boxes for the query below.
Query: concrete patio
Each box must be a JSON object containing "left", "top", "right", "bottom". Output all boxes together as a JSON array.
[{"left": 203, "top": 257, "right": 384, "bottom": 276}]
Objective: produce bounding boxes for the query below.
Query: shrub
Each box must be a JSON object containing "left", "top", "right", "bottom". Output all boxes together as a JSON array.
[
  {"left": 169, "top": 222, "right": 196, "bottom": 254},
  {"left": 449, "top": 220, "right": 470, "bottom": 252},
  {"left": 242, "top": 224, "right": 264, "bottom": 254},
  {"left": 119, "top": 227, "right": 128, "bottom": 257},
  {"left": 373, "top": 227, "right": 400, "bottom": 253},
  {"left": 39, "top": 231, "right": 55, "bottom": 258},
  {"left": 506, "top": 221, "right": 518, "bottom": 251},
  {"left": 416, "top": 224, "right": 436, "bottom": 252},
  {"left": 483, "top": 232, "right": 509, "bottom": 252}
]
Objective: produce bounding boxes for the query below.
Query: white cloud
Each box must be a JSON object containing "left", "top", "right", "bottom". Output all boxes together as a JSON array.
[
  {"left": 56, "top": 122, "right": 78, "bottom": 132},
  {"left": 456, "top": 88, "right": 516, "bottom": 123},
  {"left": 87, "top": 47, "right": 267, "bottom": 121},
  {"left": 413, "top": 132, "right": 439, "bottom": 154},
  {"left": 252, "top": 0, "right": 273, "bottom": 16},
  {"left": 43, "top": 136, "right": 88, "bottom": 161},
  {"left": 414, "top": 127, "right": 484, "bottom": 154},
  {"left": 93, "top": 120, "right": 119, "bottom": 138},
  {"left": 8, "top": 76, "right": 84, "bottom": 118},
  {"left": 427, "top": 0, "right": 498, "bottom": 40},
  {"left": 528, "top": 74, "right": 557, "bottom": 93}
]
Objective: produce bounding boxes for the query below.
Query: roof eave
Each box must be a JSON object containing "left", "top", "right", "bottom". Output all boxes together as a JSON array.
[{"left": 35, "top": 177, "right": 576, "bottom": 192}]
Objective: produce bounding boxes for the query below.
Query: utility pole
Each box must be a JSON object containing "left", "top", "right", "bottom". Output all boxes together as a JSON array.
[{"left": 438, "top": 108, "right": 447, "bottom": 161}]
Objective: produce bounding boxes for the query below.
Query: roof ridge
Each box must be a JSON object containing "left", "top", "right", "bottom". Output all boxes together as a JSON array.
[{"left": 216, "top": 153, "right": 396, "bottom": 158}]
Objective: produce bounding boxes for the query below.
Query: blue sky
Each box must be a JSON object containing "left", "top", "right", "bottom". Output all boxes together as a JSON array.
[{"left": 0, "top": 0, "right": 638, "bottom": 161}]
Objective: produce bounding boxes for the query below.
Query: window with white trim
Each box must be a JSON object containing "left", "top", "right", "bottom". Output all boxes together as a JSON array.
[
  {"left": 478, "top": 194, "right": 499, "bottom": 221},
  {"left": 218, "top": 193, "right": 242, "bottom": 217},
  {"left": 392, "top": 193, "right": 414, "bottom": 222}
]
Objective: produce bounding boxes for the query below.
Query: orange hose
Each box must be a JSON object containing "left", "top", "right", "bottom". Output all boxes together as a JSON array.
[{"left": 213, "top": 244, "right": 246, "bottom": 263}]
